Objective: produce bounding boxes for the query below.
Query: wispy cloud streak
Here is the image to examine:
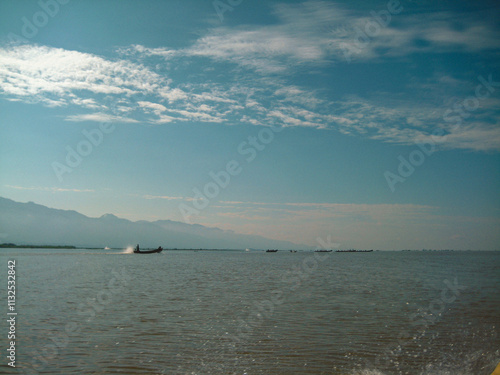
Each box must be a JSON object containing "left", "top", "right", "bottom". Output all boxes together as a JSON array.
[{"left": 5, "top": 185, "right": 94, "bottom": 193}]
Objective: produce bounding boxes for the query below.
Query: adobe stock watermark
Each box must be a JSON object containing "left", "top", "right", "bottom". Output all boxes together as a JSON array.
[
  {"left": 8, "top": 0, "right": 70, "bottom": 45},
  {"left": 385, "top": 74, "right": 500, "bottom": 192},
  {"left": 51, "top": 96, "right": 121, "bottom": 183},
  {"left": 178, "top": 124, "right": 283, "bottom": 223},
  {"left": 227, "top": 235, "right": 339, "bottom": 345},
  {"left": 21, "top": 268, "right": 130, "bottom": 374},
  {"left": 188, "top": 236, "right": 338, "bottom": 374},
  {"left": 363, "top": 277, "right": 466, "bottom": 373},
  {"left": 51, "top": 121, "right": 115, "bottom": 182},
  {"left": 340, "top": 0, "right": 403, "bottom": 63},
  {"left": 213, "top": 0, "right": 243, "bottom": 23}
]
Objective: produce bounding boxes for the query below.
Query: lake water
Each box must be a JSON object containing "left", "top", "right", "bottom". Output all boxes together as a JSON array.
[{"left": 1, "top": 249, "right": 499, "bottom": 374}]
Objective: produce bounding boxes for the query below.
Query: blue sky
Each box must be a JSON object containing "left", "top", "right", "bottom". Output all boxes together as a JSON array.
[{"left": 1, "top": 0, "right": 499, "bottom": 249}]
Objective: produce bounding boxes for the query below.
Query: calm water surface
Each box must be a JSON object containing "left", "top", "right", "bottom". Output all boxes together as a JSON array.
[{"left": 0, "top": 249, "right": 499, "bottom": 374}]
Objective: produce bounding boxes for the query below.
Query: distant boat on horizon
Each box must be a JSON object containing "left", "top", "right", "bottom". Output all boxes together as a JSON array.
[
  {"left": 266, "top": 249, "right": 278, "bottom": 252},
  {"left": 335, "top": 249, "right": 373, "bottom": 253}
]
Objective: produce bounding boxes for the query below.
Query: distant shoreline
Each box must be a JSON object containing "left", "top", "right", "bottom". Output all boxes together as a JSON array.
[
  {"left": 0, "top": 243, "right": 78, "bottom": 249},
  {"left": 0, "top": 244, "right": 497, "bottom": 252}
]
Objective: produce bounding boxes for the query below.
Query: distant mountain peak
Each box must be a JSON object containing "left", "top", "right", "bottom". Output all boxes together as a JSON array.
[{"left": 99, "top": 213, "right": 119, "bottom": 220}]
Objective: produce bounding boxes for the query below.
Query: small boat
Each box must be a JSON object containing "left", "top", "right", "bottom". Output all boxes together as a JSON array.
[
  {"left": 134, "top": 245, "right": 163, "bottom": 254},
  {"left": 266, "top": 249, "right": 278, "bottom": 252}
]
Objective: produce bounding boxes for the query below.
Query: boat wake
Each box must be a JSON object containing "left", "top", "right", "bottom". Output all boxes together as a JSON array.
[{"left": 122, "top": 246, "right": 135, "bottom": 254}]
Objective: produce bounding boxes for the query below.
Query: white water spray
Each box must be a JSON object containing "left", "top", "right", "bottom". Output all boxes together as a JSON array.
[{"left": 123, "top": 246, "right": 134, "bottom": 254}]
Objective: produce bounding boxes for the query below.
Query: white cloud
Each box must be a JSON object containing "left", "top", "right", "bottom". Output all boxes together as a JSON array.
[
  {"left": 332, "top": 94, "right": 500, "bottom": 151},
  {"left": 0, "top": 44, "right": 161, "bottom": 100},
  {"left": 71, "top": 98, "right": 102, "bottom": 109},
  {"left": 142, "top": 194, "right": 195, "bottom": 202},
  {"left": 158, "top": 87, "right": 189, "bottom": 103},
  {"left": 169, "top": 108, "right": 224, "bottom": 123},
  {"left": 185, "top": 28, "right": 327, "bottom": 73},
  {"left": 183, "top": 2, "right": 500, "bottom": 69},
  {"left": 219, "top": 200, "right": 434, "bottom": 212},
  {"left": 143, "top": 195, "right": 185, "bottom": 200},
  {"left": 124, "top": 44, "right": 179, "bottom": 59},
  {"left": 267, "top": 109, "right": 325, "bottom": 128},
  {"left": 65, "top": 113, "right": 139, "bottom": 123},
  {"left": 138, "top": 101, "right": 167, "bottom": 115},
  {"left": 5, "top": 185, "right": 95, "bottom": 193},
  {"left": 1, "top": 2, "right": 499, "bottom": 152},
  {"left": 2, "top": 41, "right": 499, "bottom": 151},
  {"left": 437, "top": 124, "right": 500, "bottom": 152}
]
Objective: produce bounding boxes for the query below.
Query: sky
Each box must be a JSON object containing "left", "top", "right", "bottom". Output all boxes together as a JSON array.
[{"left": 0, "top": 0, "right": 499, "bottom": 250}]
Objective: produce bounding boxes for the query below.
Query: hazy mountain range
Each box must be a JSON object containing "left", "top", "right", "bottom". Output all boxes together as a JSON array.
[{"left": 0, "top": 197, "right": 308, "bottom": 250}]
